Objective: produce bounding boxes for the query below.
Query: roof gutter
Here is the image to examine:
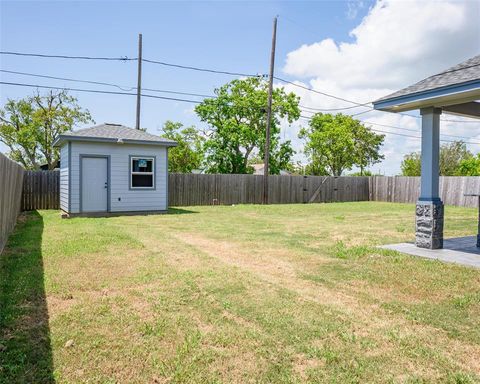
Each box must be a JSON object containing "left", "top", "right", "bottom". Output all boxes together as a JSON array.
[
  {"left": 53, "top": 135, "right": 177, "bottom": 147},
  {"left": 373, "top": 79, "right": 480, "bottom": 113}
]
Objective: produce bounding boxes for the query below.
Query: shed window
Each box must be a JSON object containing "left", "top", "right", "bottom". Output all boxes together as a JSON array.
[{"left": 131, "top": 157, "right": 154, "bottom": 188}]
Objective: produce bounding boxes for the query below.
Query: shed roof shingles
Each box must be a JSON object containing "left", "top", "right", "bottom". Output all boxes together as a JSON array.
[
  {"left": 58, "top": 123, "right": 177, "bottom": 145},
  {"left": 375, "top": 54, "right": 480, "bottom": 103}
]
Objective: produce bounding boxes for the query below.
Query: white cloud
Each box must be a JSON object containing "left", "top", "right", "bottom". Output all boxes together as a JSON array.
[{"left": 280, "top": 0, "right": 480, "bottom": 175}]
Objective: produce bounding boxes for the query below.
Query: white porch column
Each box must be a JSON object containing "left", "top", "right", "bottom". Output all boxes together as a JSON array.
[{"left": 416, "top": 107, "right": 444, "bottom": 249}]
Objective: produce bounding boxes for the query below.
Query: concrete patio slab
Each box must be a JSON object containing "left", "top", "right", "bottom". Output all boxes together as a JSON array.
[{"left": 380, "top": 236, "right": 480, "bottom": 269}]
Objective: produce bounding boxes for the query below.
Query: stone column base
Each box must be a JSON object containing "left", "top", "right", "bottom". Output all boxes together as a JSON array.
[{"left": 415, "top": 200, "right": 444, "bottom": 249}]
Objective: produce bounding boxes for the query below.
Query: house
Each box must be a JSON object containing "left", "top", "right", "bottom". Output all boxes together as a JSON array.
[
  {"left": 53, "top": 123, "right": 177, "bottom": 217},
  {"left": 252, "top": 163, "right": 292, "bottom": 176}
]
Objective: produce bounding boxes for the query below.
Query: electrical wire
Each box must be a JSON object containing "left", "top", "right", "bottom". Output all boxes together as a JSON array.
[
  {"left": 0, "top": 51, "right": 135, "bottom": 61},
  {"left": 299, "top": 103, "right": 370, "bottom": 112},
  {"left": 3, "top": 50, "right": 479, "bottom": 120},
  {"left": 361, "top": 120, "right": 480, "bottom": 142},
  {"left": 0, "top": 69, "right": 135, "bottom": 91},
  {"left": 0, "top": 69, "right": 215, "bottom": 98},
  {"left": 276, "top": 77, "right": 480, "bottom": 123},
  {"left": 275, "top": 76, "right": 372, "bottom": 108},
  {"left": 3, "top": 77, "right": 478, "bottom": 142},
  {"left": 2, "top": 49, "right": 479, "bottom": 129},
  {"left": 0, "top": 81, "right": 203, "bottom": 104},
  {"left": 143, "top": 58, "right": 260, "bottom": 78},
  {"left": 0, "top": 50, "right": 259, "bottom": 78},
  {"left": 4, "top": 50, "right": 478, "bottom": 123},
  {"left": 350, "top": 109, "right": 375, "bottom": 117},
  {"left": 298, "top": 115, "right": 480, "bottom": 145},
  {"left": 300, "top": 113, "right": 480, "bottom": 141}
]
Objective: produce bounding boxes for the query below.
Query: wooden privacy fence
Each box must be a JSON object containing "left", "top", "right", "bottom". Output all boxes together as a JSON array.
[
  {"left": 168, "top": 174, "right": 369, "bottom": 206},
  {"left": 0, "top": 153, "right": 24, "bottom": 253},
  {"left": 20, "top": 171, "right": 480, "bottom": 210},
  {"left": 369, "top": 176, "right": 480, "bottom": 208},
  {"left": 22, "top": 171, "right": 60, "bottom": 210},
  {"left": 20, "top": 171, "right": 370, "bottom": 209}
]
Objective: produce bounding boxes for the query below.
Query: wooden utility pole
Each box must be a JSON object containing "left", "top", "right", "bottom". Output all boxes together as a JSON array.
[
  {"left": 136, "top": 33, "right": 143, "bottom": 130},
  {"left": 263, "top": 16, "right": 277, "bottom": 204}
]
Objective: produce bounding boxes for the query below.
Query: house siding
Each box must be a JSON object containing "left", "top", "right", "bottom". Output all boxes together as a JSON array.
[
  {"left": 59, "top": 143, "right": 69, "bottom": 212},
  {"left": 69, "top": 141, "right": 167, "bottom": 213}
]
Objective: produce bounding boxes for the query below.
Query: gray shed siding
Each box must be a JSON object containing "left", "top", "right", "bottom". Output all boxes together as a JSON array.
[
  {"left": 59, "top": 143, "right": 69, "bottom": 212},
  {"left": 63, "top": 141, "right": 168, "bottom": 213}
]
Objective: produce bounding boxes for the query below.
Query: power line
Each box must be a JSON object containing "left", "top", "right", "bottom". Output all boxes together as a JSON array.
[
  {"left": 300, "top": 113, "right": 480, "bottom": 141},
  {"left": 0, "top": 49, "right": 258, "bottom": 78},
  {"left": 2, "top": 69, "right": 369, "bottom": 115},
  {"left": 2, "top": 50, "right": 479, "bottom": 122},
  {"left": 351, "top": 109, "right": 375, "bottom": 117},
  {"left": 3, "top": 76, "right": 477, "bottom": 142},
  {"left": 367, "top": 127, "right": 480, "bottom": 144},
  {"left": 434, "top": 61, "right": 480, "bottom": 77},
  {"left": 6, "top": 48, "right": 392, "bottom": 115},
  {"left": 0, "top": 81, "right": 203, "bottom": 104},
  {"left": 299, "top": 103, "right": 367, "bottom": 112},
  {"left": 276, "top": 76, "right": 479, "bottom": 123},
  {"left": 0, "top": 69, "right": 215, "bottom": 98},
  {"left": 143, "top": 58, "right": 260, "bottom": 78},
  {"left": 299, "top": 96, "right": 480, "bottom": 123},
  {"left": 3, "top": 80, "right": 479, "bottom": 144},
  {"left": 275, "top": 76, "right": 372, "bottom": 108},
  {"left": 299, "top": 106, "right": 374, "bottom": 117},
  {"left": 362, "top": 120, "right": 480, "bottom": 142},
  {"left": 298, "top": 115, "right": 480, "bottom": 145},
  {"left": 0, "top": 69, "right": 135, "bottom": 91},
  {"left": 0, "top": 51, "right": 135, "bottom": 61}
]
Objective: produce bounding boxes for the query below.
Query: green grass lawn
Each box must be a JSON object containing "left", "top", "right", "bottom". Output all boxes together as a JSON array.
[{"left": 1, "top": 202, "right": 480, "bottom": 383}]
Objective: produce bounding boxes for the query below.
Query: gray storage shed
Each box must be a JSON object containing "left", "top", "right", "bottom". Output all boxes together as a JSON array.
[{"left": 53, "top": 123, "right": 177, "bottom": 217}]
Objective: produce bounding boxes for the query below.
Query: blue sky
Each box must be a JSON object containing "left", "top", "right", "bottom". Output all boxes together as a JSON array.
[
  {"left": 1, "top": 0, "right": 479, "bottom": 174},
  {"left": 0, "top": 1, "right": 368, "bottom": 128}
]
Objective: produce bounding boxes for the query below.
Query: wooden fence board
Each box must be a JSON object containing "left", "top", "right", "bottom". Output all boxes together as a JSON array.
[
  {"left": 0, "top": 153, "right": 24, "bottom": 253},
  {"left": 21, "top": 170, "right": 60, "bottom": 210},
  {"left": 369, "top": 175, "right": 480, "bottom": 208}
]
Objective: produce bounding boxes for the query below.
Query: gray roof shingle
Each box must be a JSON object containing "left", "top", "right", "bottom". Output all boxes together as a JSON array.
[
  {"left": 376, "top": 55, "right": 480, "bottom": 103},
  {"left": 54, "top": 123, "right": 177, "bottom": 146}
]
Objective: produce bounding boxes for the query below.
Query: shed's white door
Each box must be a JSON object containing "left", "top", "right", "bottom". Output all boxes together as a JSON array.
[{"left": 81, "top": 157, "right": 108, "bottom": 212}]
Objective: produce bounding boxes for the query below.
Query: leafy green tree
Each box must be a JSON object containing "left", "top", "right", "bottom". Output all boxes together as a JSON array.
[
  {"left": 160, "top": 121, "right": 205, "bottom": 173},
  {"left": 0, "top": 90, "right": 93, "bottom": 169},
  {"left": 195, "top": 77, "right": 300, "bottom": 174},
  {"left": 304, "top": 162, "right": 329, "bottom": 176},
  {"left": 299, "top": 113, "right": 384, "bottom": 176},
  {"left": 400, "top": 152, "right": 421, "bottom": 176},
  {"left": 401, "top": 141, "right": 473, "bottom": 176},
  {"left": 440, "top": 141, "right": 473, "bottom": 175},
  {"left": 458, "top": 154, "right": 480, "bottom": 176},
  {"left": 353, "top": 124, "right": 385, "bottom": 176}
]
